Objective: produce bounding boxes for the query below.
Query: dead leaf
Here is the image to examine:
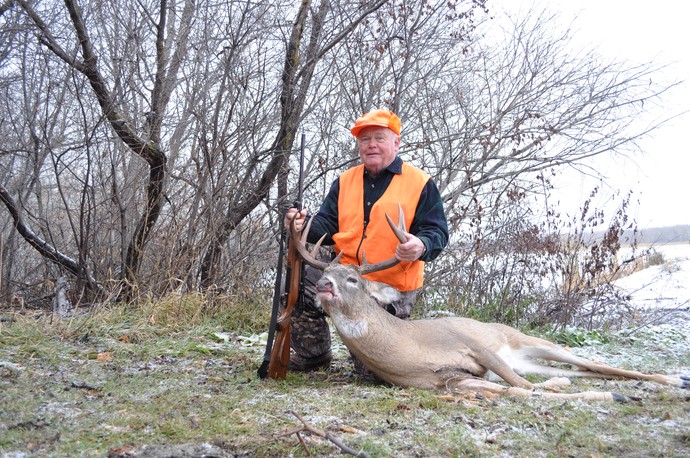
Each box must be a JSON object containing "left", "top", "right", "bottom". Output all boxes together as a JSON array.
[
  {"left": 108, "top": 444, "right": 136, "bottom": 457},
  {"left": 96, "top": 352, "right": 112, "bottom": 361}
]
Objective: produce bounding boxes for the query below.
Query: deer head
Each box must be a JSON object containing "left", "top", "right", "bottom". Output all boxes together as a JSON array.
[{"left": 288, "top": 205, "right": 408, "bottom": 319}]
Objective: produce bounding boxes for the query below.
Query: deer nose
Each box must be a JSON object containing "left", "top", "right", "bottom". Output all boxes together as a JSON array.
[{"left": 316, "top": 279, "right": 332, "bottom": 293}]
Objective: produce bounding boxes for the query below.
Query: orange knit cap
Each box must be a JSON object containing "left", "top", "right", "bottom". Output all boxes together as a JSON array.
[{"left": 350, "top": 109, "right": 402, "bottom": 138}]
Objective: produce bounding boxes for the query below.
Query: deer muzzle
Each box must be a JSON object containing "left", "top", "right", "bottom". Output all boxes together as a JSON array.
[{"left": 315, "top": 277, "right": 336, "bottom": 300}]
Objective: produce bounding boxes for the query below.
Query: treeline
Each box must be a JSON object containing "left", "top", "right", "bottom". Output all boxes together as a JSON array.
[
  {"left": 0, "top": 1, "right": 680, "bottom": 328},
  {"left": 587, "top": 224, "right": 689, "bottom": 246},
  {"left": 630, "top": 225, "right": 690, "bottom": 245}
]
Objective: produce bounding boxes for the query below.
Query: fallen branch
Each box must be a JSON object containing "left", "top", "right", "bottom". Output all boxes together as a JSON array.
[
  {"left": 276, "top": 410, "right": 370, "bottom": 458},
  {"left": 622, "top": 299, "right": 690, "bottom": 336}
]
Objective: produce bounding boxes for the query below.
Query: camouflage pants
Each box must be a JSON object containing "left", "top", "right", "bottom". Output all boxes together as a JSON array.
[{"left": 291, "top": 264, "right": 418, "bottom": 375}]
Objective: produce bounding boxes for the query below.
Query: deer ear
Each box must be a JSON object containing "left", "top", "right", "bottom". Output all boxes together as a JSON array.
[{"left": 371, "top": 284, "right": 401, "bottom": 305}]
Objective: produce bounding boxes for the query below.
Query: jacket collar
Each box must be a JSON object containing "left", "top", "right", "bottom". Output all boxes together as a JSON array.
[{"left": 364, "top": 156, "right": 403, "bottom": 177}]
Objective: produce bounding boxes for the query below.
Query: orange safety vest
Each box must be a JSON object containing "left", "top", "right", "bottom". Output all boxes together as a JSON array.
[{"left": 333, "top": 163, "right": 430, "bottom": 291}]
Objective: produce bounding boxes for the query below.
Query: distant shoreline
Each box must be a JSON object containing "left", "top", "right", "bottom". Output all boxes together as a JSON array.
[{"left": 602, "top": 225, "right": 690, "bottom": 245}]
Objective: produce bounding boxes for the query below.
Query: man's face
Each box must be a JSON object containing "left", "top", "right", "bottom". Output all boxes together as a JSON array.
[{"left": 357, "top": 126, "right": 400, "bottom": 176}]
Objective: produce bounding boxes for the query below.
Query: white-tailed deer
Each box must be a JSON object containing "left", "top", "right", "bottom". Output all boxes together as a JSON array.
[{"left": 290, "top": 207, "right": 689, "bottom": 401}]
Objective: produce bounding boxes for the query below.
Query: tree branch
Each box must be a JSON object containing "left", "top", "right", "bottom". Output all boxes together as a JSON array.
[
  {"left": 0, "top": 185, "right": 101, "bottom": 291},
  {"left": 276, "top": 410, "right": 371, "bottom": 458}
]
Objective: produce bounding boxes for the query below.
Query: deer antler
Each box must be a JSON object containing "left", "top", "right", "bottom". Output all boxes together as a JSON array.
[
  {"left": 289, "top": 214, "right": 332, "bottom": 270},
  {"left": 358, "top": 203, "right": 408, "bottom": 275},
  {"left": 290, "top": 204, "right": 408, "bottom": 275}
]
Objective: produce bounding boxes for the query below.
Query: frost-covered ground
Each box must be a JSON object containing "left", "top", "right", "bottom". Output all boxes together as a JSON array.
[
  {"left": 570, "top": 242, "right": 690, "bottom": 366},
  {"left": 615, "top": 243, "right": 690, "bottom": 322},
  {"left": 615, "top": 243, "right": 690, "bottom": 332}
]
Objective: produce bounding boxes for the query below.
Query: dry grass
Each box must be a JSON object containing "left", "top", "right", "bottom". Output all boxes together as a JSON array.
[{"left": 1, "top": 298, "right": 689, "bottom": 457}]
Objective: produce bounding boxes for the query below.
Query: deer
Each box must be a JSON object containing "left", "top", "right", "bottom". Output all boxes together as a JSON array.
[{"left": 289, "top": 206, "right": 689, "bottom": 401}]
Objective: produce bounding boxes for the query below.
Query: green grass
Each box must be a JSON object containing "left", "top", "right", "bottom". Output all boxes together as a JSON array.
[{"left": 1, "top": 301, "right": 688, "bottom": 457}]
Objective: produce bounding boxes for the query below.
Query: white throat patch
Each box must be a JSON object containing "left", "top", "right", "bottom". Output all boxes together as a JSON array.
[{"left": 330, "top": 309, "right": 368, "bottom": 339}]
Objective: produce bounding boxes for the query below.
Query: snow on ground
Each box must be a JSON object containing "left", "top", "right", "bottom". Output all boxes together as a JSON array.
[
  {"left": 611, "top": 243, "right": 690, "bottom": 351},
  {"left": 565, "top": 242, "right": 690, "bottom": 368},
  {"left": 615, "top": 243, "right": 690, "bottom": 312}
]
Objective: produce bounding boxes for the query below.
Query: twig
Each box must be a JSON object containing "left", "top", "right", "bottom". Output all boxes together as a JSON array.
[
  {"left": 275, "top": 410, "right": 371, "bottom": 458},
  {"left": 622, "top": 299, "right": 690, "bottom": 336}
]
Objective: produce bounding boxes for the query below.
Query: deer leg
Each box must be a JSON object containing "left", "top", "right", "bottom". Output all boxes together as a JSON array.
[
  {"left": 519, "top": 340, "right": 688, "bottom": 388},
  {"left": 533, "top": 377, "right": 571, "bottom": 389},
  {"left": 453, "top": 378, "right": 625, "bottom": 402}
]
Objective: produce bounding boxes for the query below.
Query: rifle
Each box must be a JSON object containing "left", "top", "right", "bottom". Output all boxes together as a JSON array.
[{"left": 259, "top": 133, "right": 306, "bottom": 380}]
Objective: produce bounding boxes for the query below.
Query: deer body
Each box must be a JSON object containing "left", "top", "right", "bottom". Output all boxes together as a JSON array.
[
  {"left": 323, "top": 279, "right": 529, "bottom": 389},
  {"left": 292, "top": 206, "right": 688, "bottom": 400},
  {"left": 315, "top": 264, "right": 688, "bottom": 400}
]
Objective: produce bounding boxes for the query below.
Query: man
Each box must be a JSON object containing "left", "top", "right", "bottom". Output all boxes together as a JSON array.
[{"left": 285, "top": 109, "right": 448, "bottom": 374}]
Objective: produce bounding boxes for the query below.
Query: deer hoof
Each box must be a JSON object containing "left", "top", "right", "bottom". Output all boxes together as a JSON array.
[
  {"left": 680, "top": 375, "right": 690, "bottom": 389},
  {"left": 612, "top": 392, "right": 628, "bottom": 403}
]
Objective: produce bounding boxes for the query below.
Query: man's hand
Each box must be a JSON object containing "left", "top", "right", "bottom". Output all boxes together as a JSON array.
[
  {"left": 284, "top": 208, "right": 307, "bottom": 232},
  {"left": 395, "top": 233, "right": 426, "bottom": 262}
]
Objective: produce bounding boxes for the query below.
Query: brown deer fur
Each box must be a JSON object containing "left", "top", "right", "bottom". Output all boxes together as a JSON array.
[
  {"left": 290, "top": 208, "right": 688, "bottom": 401},
  {"left": 314, "top": 263, "right": 688, "bottom": 401}
]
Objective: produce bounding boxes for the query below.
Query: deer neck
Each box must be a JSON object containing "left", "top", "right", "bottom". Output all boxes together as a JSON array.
[
  {"left": 329, "top": 305, "right": 369, "bottom": 339},
  {"left": 327, "top": 299, "right": 396, "bottom": 344}
]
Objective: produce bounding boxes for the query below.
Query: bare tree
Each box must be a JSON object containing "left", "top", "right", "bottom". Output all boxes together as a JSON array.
[
  {"left": 195, "top": 0, "right": 396, "bottom": 288},
  {"left": 292, "top": 2, "right": 676, "bottom": 323},
  {"left": 0, "top": 0, "right": 677, "bottom": 320},
  {"left": 10, "top": 0, "right": 196, "bottom": 300},
  {"left": 1, "top": 0, "right": 394, "bottom": 300}
]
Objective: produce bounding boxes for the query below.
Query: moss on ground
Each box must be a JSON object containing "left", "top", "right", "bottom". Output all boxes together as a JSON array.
[{"left": 1, "top": 306, "right": 688, "bottom": 457}]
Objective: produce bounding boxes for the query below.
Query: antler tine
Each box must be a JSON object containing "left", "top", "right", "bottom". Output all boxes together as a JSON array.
[
  {"left": 358, "top": 204, "right": 408, "bottom": 275},
  {"left": 289, "top": 214, "right": 330, "bottom": 270},
  {"left": 358, "top": 256, "right": 402, "bottom": 275},
  {"left": 301, "top": 216, "right": 326, "bottom": 259},
  {"left": 397, "top": 203, "right": 406, "bottom": 231},
  {"left": 385, "top": 203, "right": 408, "bottom": 244}
]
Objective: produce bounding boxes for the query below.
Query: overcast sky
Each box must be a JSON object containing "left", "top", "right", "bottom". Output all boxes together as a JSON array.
[{"left": 489, "top": 0, "right": 690, "bottom": 230}]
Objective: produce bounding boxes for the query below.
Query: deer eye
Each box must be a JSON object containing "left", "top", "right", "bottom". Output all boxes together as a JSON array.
[{"left": 346, "top": 276, "right": 359, "bottom": 287}]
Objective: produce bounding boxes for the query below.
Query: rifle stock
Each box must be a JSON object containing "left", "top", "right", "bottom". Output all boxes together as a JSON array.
[{"left": 267, "top": 234, "right": 302, "bottom": 379}]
